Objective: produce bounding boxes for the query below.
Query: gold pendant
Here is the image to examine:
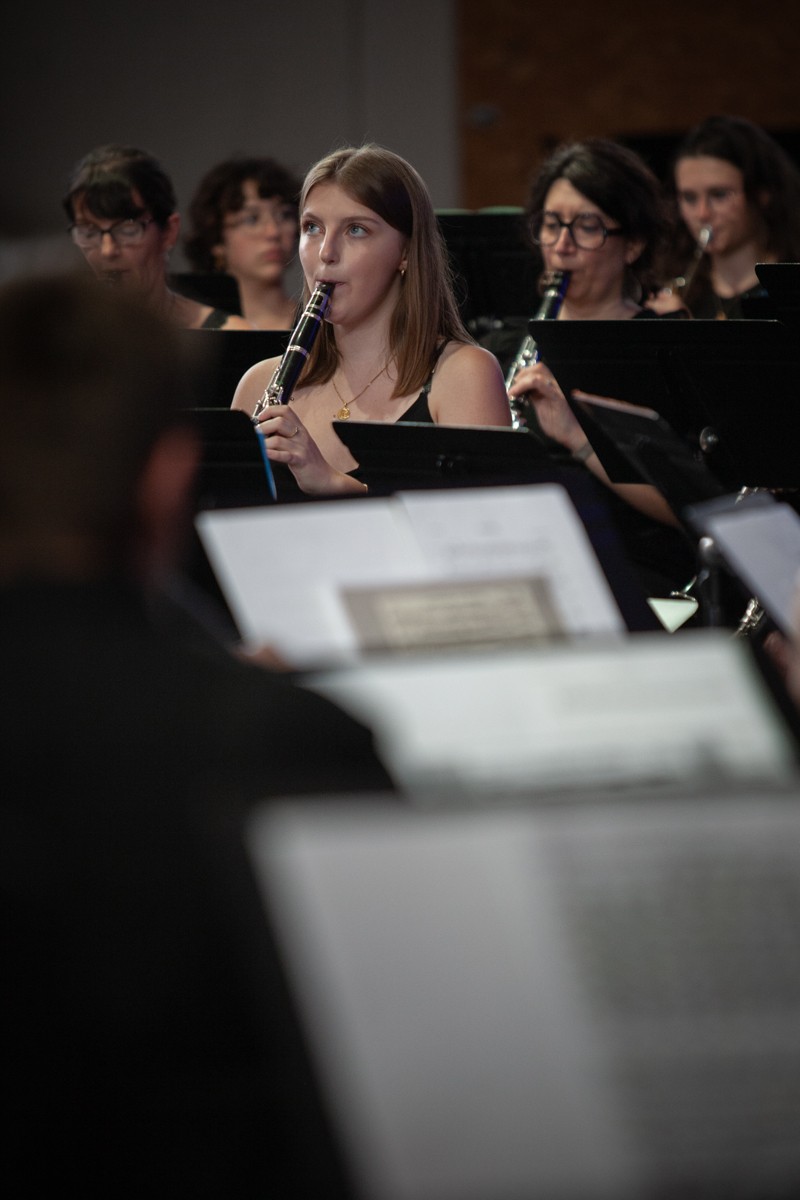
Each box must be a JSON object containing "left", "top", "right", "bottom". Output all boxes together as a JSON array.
[{"left": 335, "top": 405, "right": 351, "bottom": 421}]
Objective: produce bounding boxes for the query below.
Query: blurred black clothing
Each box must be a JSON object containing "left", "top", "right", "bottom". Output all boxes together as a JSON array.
[{"left": 2, "top": 578, "right": 392, "bottom": 1196}]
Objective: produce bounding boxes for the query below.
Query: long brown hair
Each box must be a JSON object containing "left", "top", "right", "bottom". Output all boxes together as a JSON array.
[
  {"left": 297, "top": 144, "right": 470, "bottom": 397},
  {"left": 663, "top": 115, "right": 800, "bottom": 308}
]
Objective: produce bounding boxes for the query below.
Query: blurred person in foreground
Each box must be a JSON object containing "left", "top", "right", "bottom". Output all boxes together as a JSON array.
[{"left": 0, "top": 270, "right": 391, "bottom": 1195}]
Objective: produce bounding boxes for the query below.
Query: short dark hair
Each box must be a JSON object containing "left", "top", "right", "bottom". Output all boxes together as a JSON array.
[
  {"left": 0, "top": 271, "right": 197, "bottom": 563},
  {"left": 524, "top": 138, "right": 670, "bottom": 298},
  {"left": 63, "top": 144, "right": 177, "bottom": 229},
  {"left": 184, "top": 156, "right": 301, "bottom": 271}
]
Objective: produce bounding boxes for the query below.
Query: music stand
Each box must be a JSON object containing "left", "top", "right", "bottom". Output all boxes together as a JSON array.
[
  {"left": 333, "top": 419, "right": 570, "bottom": 490},
  {"left": 170, "top": 270, "right": 242, "bottom": 314},
  {"left": 532, "top": 319, "right": 800, "bottom": 489},
  {"left": 333, "top": 420, "right": 659, "bottom": 633},
  {"left": 569, "top": 394, "right": 728, "bottom": 520},
  {"left": 188, "top": 408, "right": 276, "bottom": 510},
  {"left": 436, "top": 211, "right": 539, "bottom": 324},
  {"left": 181, "top": 408, "right": 276, "bottom": 639},
  {"left": 180, "top": 329, "right": 290, "bottom": 409},
  {"left": 755, "top": 263, "right": 800, "bottom": 330}
]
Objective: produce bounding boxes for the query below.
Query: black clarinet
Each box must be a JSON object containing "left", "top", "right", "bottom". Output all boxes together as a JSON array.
[
  {"left": 505, "top": 270, "right": 571, "bottom": 432},
  {"left": 251, "top": 281, "right": 334, "bottom": 421}
]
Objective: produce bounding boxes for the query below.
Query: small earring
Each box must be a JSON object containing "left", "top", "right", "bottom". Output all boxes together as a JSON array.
[{"left": 400, "top": 265, "right": 406, "bottom": 277}]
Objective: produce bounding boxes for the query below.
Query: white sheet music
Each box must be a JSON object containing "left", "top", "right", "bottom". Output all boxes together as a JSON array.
[
  {"left": 309, "top": 632, "right": 798, "bottom": 797},
  {"left": 397, "top": 485, "right": 623, "bottom": 633},
  {"left": 196, "top": 484, "right": 625, "bottom": 666},
  {"left": 249, "top": 795, "right": 800, "bottom": 1200},
  {"left": 196, "top": 501, "right": 427, "bottom": 662},
  {"left": 252, "top": 802, "right": 642, "bottom": 1200}
]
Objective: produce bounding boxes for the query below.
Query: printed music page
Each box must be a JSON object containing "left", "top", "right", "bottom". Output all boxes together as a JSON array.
[
  {"left": 196, "top": 483, "right": 625, "bottom": 667},
  {"left": 396, "top": 485, "right": 624, "bottom": 635},
  {"left": 196, "top": 501, "right": 426, "bottom": 664},
  {"left": 310, "top": 631, "right": 798, "bottom": 798}
]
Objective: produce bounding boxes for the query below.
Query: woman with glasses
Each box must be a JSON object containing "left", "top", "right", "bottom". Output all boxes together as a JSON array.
[
  {"left": 507, "top": 139, "right": 681, "bottom": 513},
  {"left": 524, "top": 137, "right": 675, "bottom": 322},
  {"left": 486, "top": 137, "right": 684, "bottom": 379},
  {"left": 185, "top": 157, "right": 301, "bottom": 329},
  {"left": 657, "top": 115, "right": 800, "bottom": 320},
  {"left": 506, "top": 139, "right": 692, "bottom": 590},
  {"left": 64, "top": 145, "right": 249, "bottom": 330}
]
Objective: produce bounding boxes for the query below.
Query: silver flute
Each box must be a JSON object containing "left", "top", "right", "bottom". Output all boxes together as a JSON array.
[
  {"left": 252, "top": 281, "right": 334, "bottom": 421},
  {"left": 671, "top": 225, "right": 712, "bottom": 296}
]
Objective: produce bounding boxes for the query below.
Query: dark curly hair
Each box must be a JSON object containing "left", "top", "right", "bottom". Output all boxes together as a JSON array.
[
  {"left": 524, "top": 138, "right": 671, "bottom": 300},
  {"left": 184, "top": 156, "right": 301, "bottom": 271},
  {"left": 63, "top": 145, "right": 177, "bottom": 228}
]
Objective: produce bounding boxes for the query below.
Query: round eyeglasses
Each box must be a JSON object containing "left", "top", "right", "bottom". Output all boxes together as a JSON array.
[
  {"left": 223, "top": 204, "right": 298, "bottom": 234},
  {"left": 531, "top": 212, "right": 625, "bottom": 251},
  {"left": 69, "top": 218, "right": 154, "bottom": 248}
]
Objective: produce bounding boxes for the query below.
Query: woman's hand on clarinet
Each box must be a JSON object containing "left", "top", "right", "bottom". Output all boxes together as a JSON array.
[
  {"left": 507, "top": 362, "right": 586, "bottom": 452},
  {"left": 256, "top": 405, "right": 363, "bottom": 495}
]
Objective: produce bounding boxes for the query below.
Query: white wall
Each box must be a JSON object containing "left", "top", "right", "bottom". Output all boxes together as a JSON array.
[{"left": 1, "top": 0, "right": 457, "bottom": 274}]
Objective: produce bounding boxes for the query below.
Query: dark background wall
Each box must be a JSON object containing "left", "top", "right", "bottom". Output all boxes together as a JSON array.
[
  {"left": 2, "top": 0, "right": 799, "bottom": 276},
  {"left": 0, "top": 1, "right": 458, "bottom": 273}
]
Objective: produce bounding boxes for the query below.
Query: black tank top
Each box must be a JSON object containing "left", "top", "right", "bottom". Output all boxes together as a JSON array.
[{"left": 394, "top": 343, "right": 446, "bottom": 423}]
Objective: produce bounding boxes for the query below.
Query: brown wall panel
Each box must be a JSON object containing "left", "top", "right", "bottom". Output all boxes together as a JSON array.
[{"left": 458, "top": 0, "right": 800, "bottom": 207}]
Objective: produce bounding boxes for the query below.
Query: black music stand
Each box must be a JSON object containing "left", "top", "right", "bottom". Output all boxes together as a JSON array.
[
  {"left": 332, "top": 420, "right": 658, "bottom": 632},
  {"left": 180, "top": 329, "right": 290, "bottom": 409},
  {"left": 755, "top": 263, "right": 800, "bottom": 330},
  {"left": 532, "top": 318, "right": 800, "bottom": 489},
  {"left": 569, "top": 394, "right": 728, "bottom": 519},
  {"left": 170, "top": 270, "right": 242, "bottom": 314},
  {"left": 569, "top": 395, "right": 734, "bottom": 627},
  {"left": 189, "top": 408, "right": 276, "bottom": 510},
  {"left": 436, "top": 211, "right": 539, "bottom": 325},
  {"left": 182, "top": 408, "right": 276, "bottom": 639},
  {"left": 333, "top": 419, "right": 570, "bottom": 491}
]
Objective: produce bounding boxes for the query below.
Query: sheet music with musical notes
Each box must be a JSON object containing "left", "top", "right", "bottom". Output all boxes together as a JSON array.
[
  {"left": 396, "top": 485, "right": 623, "bottom": 635},
  {"left": 196, "top": 483, "right": 625, "bottom": 667}
]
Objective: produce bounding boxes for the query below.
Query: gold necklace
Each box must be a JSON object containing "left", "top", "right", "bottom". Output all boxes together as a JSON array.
[{"left": 331, "top": 363, "right": 389, "bottom": 420}]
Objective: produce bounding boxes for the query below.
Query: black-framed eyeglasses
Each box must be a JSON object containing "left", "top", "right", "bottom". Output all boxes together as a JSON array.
[
  {"left": 531, "top": 212, "right": 625, "bottom": 251},
  {"left": 69, "top": 217, "right": 154, "bottom": 248}
]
